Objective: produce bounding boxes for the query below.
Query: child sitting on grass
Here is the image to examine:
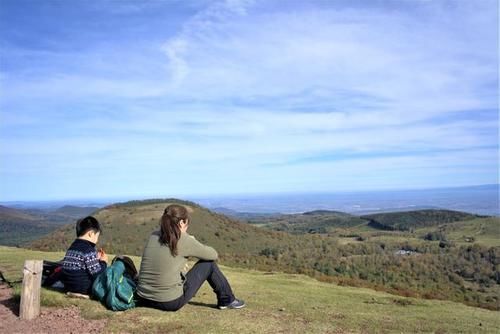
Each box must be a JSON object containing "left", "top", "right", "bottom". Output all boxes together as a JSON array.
[{"left": 61, "top": 216, "right": 108, "bottom": 295}]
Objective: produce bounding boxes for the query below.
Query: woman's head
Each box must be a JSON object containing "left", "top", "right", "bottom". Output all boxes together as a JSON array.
[{"left": 159, "top": 204, "right": 190, "bottom": 256}]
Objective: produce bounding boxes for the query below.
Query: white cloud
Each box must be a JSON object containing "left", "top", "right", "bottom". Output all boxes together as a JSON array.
[
  {"left": 160, "top": 1, "right": 496, "bottom": 107},
  {"left": 0, "top": 0, "right": 497, "bottom": 199}
]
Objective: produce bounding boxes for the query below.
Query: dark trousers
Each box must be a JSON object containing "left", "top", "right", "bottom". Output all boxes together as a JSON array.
[{"left": 139, "top": 260, "right": 235, "bottom": 311}]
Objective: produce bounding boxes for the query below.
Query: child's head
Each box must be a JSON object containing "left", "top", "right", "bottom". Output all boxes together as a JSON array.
[{"left": 76, "top": 216, "right": 102, "bottom": 243}]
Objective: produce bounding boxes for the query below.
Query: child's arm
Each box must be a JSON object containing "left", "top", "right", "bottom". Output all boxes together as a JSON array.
[{"left": 83, "top": 250, "right": 107, "bottom": 279}]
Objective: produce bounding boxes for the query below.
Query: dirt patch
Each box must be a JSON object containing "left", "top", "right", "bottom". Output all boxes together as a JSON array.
[{"left": 0, "top": 283, "right": 107, "bottom": 334}]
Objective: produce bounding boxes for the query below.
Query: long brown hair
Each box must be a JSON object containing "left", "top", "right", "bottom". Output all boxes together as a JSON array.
[{"left": 159, "top": 204, "right": 189, "bottom": 256}]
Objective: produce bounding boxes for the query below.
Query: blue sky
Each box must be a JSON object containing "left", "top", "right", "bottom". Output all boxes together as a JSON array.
[{"left": 0, "top": 0, "right": 498, "bottom": 201}]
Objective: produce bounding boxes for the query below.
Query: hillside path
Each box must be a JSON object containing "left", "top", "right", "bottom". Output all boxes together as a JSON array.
[{"left": 0, "top": 282, "right": 106, "bottom": 334}]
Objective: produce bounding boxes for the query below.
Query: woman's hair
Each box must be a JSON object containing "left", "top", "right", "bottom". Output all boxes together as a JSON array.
[
  {"left": 76, "top": 216, "right": 102, "bottom": 237},
  {"left": 159, "top": 204, "right": 189, "bottom": 256}
]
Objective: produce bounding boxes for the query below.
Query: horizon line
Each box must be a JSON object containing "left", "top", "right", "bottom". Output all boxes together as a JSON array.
[{"left": 0, "top": 183, "right": 498, "bottom": 204}]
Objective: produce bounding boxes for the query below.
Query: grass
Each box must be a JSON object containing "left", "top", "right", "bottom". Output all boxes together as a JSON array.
[
  {"left": 336, "top": 216, "right": 500, "bottom": 247},
  {"left": 411, "top": 217, "right": 500, "bottom": 247},
  {"left": 444, "top": 217, "right": 500, "bottom": 247},
  {"left": 17, "top": 200, "right": 500, "bottom": 311},
  {"left": 360, "top": 210, "right": 478, "bottom": 231},
  {"left": 1, "top": 246, "right": 499, "bottom": 333}
]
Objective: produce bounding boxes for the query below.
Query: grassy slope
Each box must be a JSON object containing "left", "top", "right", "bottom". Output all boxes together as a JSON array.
[
  {"left": 326, "top": 216, "right": 500, "bottom": 249},
  {"left": 437, "top": 217, "right": 500, "bottom": 247},
  {"left": 1, "top": 246, "right": 499, "bottom": 334},
  {"left": 361, "top": 209, "right": 478, "bottom": 231},
  {"left": 246, "top": 210, "right": 367, "bottom": 234},
  {"left": 336, "top": 216, "right": 499, "bottom": 245},
  {"left": 53, "top": 205, "right": 99, "bottom": 218},
  {"left": 28, "top": 199, "right": 300, "bottom": 257}
]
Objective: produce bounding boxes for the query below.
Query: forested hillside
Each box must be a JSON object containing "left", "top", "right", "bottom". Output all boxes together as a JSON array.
[
  {"left": 0, "top": 206, "right": 61, "bottom": 246},
  {"left": 361, "top": 209, "right": 479, "bottom": 231},
  {"left": 28, "top": 199, "right": 500, "bottom": 310},
  {"left": 0, "top": 204, "right": 99, "bottom": 246},
  {"left": 245, "top": 210, "right": 366, "bottom": 233}
]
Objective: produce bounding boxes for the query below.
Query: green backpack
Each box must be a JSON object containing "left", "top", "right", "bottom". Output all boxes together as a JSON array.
[{"left": 92, "top": 256, "right": 138, "bottom": 311}]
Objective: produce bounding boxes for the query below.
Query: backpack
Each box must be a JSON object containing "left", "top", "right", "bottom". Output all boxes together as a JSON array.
[{"left": 92, "top": 256, "right": 138, "bottom": 311}]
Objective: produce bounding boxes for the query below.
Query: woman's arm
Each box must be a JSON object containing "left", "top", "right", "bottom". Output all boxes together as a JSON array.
[{"left": 182, "top": 233, "right": 218, "bottom": 260}]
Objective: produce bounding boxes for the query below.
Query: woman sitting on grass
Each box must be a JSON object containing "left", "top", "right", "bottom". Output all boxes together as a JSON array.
[{"left": 137, "top": 204, "right": 245, "bottom": 311}]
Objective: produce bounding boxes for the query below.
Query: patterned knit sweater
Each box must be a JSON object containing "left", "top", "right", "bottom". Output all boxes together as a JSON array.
[{"left": 61, "top": 238, "right": 107, "bottom": 294}]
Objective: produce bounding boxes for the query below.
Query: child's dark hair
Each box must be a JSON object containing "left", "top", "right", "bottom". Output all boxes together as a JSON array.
[{"left": 76, "top": 216, "right": 102, "bottom": 237}]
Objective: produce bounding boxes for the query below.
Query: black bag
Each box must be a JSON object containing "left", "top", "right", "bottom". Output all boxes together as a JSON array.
[
  {"left": 111, "top": 255, "right": 138, "bottom": 281},
  {"left": 42, "top": 260, "right": 63, "bottom": 287}
]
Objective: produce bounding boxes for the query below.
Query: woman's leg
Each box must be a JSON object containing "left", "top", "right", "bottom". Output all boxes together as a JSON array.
[
  {"left": 182, "top": 260, "right": 235, "bottom": 307},
  {"left": 137, "top": 260, "right": 236, "bottom": 311},
  {"left": 137, "top": 295, "right": 184, "bottom": 311}
]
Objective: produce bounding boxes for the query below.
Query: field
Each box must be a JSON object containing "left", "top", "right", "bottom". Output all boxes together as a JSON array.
[
  {"left": 22, "top": 200, "right": 500, "bottom": 310},
  {"left": 437, "top": 217, "right": 500, "bottom": 247},
  {"left": 1, "top": 246, "right": 499, "bottom": 333}
]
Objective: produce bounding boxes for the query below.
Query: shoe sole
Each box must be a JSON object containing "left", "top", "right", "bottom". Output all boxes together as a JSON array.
[{"left": 218, "top": 304, "right": 246, "bottom": 310}]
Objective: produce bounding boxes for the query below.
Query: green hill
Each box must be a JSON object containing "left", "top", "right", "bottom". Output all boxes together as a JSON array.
[
  {"left": 0, "top": 205, "right": 38, "bottom": 221},
  {"left": 361, "top": 209, "right": 479, "bottom": 231},
  {"left": 27, "top": 199, "right": 500, "bottom": 310},
  {"left": 415, "top": 216, "right": 500, "bottom": 247},
  {"left": 1, "top": 246, "right": 499, "bottom": 333},
  {"left": 29, "top": 198, "right": 297, "bottom": 257},
  {"left": 52, "top": 205, "right": 99, "bottom": 218},
  {"left": 0, "top": 204, "right": 101, "bottom": 247},
  {"left": 211, "top": 207, "right": 282, "bottom": 221},
  {"left": 0, "top": 205, "right": 62, "bottom": 246},
  {"left": 246, "top": 210, "right": 367, "bottom": 234}
]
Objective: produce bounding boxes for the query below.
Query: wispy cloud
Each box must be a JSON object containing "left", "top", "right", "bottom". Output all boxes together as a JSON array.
[{"left": 0, "top": 0, "right": 497, "bottom": 200}]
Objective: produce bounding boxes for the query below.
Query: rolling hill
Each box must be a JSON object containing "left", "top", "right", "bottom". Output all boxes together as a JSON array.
[
  {"left": 0, "top": 205, "right": 62, "bottom": 246},
  {"left": 211, "top": 207, "right": 282, "bottom": 221},
  {"left": 52, "top": 205, "right": 99, "bottom": 218},
  {"left": 0, "top": 205, "right": 38, "bottom": 221},
  {"left": 244, "top": 209, "right": 367, "bottom": 234},
  {"left": 29, "top": 198, "right": 299, "bottom": 256},
  {"left": 0, "top": 204, "right": 100, "bottom": 247},
  {"left": 222, "top": 208, "right": 484, "bottom": 236},
  {"left": 419, "top": 216, "right": 500, "bottom": 247},
  {"left": 360, "top": 209, "right": 480, "bottom": 231},
  {"left": 27, "top": 199, "right": 500, "bottom": 310}
]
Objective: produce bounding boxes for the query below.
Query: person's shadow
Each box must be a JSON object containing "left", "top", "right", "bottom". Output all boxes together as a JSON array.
[
  {"left": 0, "top": 284, "right": 20, "bottom": 316},
  {"left": 187, "top": 301, "right": 218, "bottom": 309}
]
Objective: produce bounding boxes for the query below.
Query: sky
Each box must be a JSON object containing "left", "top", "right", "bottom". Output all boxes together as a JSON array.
[{"left": 0, "top": 0, "right": 498, "bottom": 201}]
